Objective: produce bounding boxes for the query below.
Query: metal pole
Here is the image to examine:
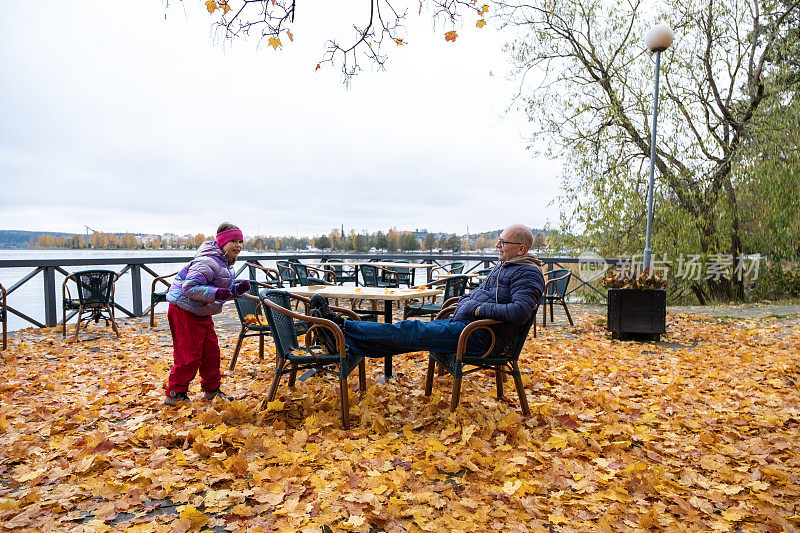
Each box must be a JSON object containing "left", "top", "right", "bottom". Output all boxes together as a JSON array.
[{"left": 643, "top": 49, "right": 662, "bottom": 272}]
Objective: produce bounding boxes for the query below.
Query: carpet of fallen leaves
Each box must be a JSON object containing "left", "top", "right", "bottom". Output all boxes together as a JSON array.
[{"left": 1, "top": 312, "right": 799, "bottom": 532}]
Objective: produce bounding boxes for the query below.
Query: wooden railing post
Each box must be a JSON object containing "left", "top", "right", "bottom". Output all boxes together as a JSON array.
[
  {"left": 42, "top": 266, "right": 57, "bottom": 327},
  {"left": 131, "top": 264, "right": 143, "bottom": 316}
]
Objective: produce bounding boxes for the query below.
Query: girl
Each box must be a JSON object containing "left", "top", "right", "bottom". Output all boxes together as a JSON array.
[{"left": 164, "top": 222, "right": 250, "bottom": 405}]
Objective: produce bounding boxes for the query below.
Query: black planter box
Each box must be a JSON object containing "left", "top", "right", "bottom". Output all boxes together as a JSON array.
[{"left": 607, "top": 288, "right": 666, "bottom": 341}]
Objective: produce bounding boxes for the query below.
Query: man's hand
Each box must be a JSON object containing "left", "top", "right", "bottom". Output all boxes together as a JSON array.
[{"left": 474, "top": 305, "right": 481, "bottom": 317}]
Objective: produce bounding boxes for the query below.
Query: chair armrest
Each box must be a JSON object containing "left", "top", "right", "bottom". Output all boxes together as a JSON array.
[
  {"left": 374, "top": 266, "right": 399, "bottom": 282},
  {"left": 456, "top": 319, "right": 501, "bottom": 359},
  {"left": 152, "top": 271, "right": 179, "bottom": 292},
  {"left": 246, "top": 262, "right": 281, "bottom": 283},
  {"left": 434, "top": 306, "right": 457, "bottom": 320},
  {"left": 543, "top": 272, "right": 570, "bottom": 297},
  {"left": 249, "top": 293, "right": 359, "bottom": 359},
  {"left": 441, "top": 296, "right": 461, "bottom": 309},
  {"left": 288, "top": 293, "right": 361, "bottom": 321},
  {"left": 307, "top": 265, "right": 337, "bottom": 284},
  {"left": 62, "top": 273, "right": 76, "bottom": 302}
]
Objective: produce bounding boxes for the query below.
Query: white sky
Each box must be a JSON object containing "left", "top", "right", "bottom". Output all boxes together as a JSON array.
[{"left": 0, "top": 1, "right": 561, "bottom": 238}]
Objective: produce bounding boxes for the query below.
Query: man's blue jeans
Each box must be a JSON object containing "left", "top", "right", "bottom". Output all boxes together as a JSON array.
[{"left": 342, "top": 318, "right": 491, "bottom": 358}]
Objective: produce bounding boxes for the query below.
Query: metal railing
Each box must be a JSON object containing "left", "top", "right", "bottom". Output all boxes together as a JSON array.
[{"left": 0, "top": 253, "right": 622, "bottom": 330}]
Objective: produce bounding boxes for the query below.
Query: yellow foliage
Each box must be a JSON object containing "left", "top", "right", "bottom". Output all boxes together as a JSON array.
[
  {"left": 268, "top": 37, "right": 282, "bottom": 50},
  {"left": 0, "top": 310, "right": 799, "bottom": 530}
]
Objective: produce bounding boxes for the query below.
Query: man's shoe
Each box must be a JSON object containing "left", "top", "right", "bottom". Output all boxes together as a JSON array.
[
  {"left": 164, "top": 391, "right": 190, "bottom": 405},
  {"left": 309, "top": 309, "right": 339, "bottom": 355},
  {"left": 203, "top": 389, "right": 231, "bottom": 401},
  {"left": 309, "top": 294, "right": 344, "bottom": 326}
]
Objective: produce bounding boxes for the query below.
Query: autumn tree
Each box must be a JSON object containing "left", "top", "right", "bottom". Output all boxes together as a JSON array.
[
  {"left": 424, "top": 233, "right": 436, "bottom": 251},
  {"left": 499, "top": 0, "right": 800, "bottom": 302},
  {"left": 196, "top": 0, "right": 490, "bottom": 78}
]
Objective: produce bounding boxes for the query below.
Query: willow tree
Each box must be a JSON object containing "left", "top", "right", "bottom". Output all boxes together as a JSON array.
[{"left": 498, "top": 0, "right": 799, "bottom": 302}]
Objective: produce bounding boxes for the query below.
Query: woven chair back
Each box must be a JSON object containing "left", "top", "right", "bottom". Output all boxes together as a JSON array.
[
  {"left": 276, "top": 261, "right": 297, "bottom": 284},
  {"left": 443, "top": 275, "right": 468, "bottom": 300},
  {"left": 290, "top": 262, "right": 312, "bottom": 286},
  {"left": 73, "top": 270, "right": 115, "bottom": 307},
  {"left": 259, "top": 290, "right": 299, "bottom": 356},
  {"left": 360, "top": 264, "right": 379, "bottom": 286}
]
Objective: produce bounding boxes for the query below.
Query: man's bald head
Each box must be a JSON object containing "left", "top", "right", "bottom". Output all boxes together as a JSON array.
[{"left": 505, "top": 224, "right": 533, "bottom": 250}]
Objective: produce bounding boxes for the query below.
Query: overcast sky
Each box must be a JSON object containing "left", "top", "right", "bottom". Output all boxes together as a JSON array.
[{"left": 0, "top": 1, "right": 561, "bottom": 238}]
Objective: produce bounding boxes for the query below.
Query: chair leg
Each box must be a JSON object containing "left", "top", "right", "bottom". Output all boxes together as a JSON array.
[
  {"left": 550, "top": 301, "right": 554, "bottom": 323},
  {"left": 267, "top": 358, "right": 286, "bottom": 401},
  {"left": 562, "top": 300, "right": 574, "bottom": 326},
  {"left": 450, "top": 376, "right": 462, "bottom": 412},
  {"left": 424, "top": 357, "right": 436, "bottom": 396},
  {"left": 74, "top": 309, "right": 83, "bottom": 341},
  {"left": 258, "top": 333, "right": 264, "bottom": 361},
  {"left": 150, "top": 303, "right": 157, "bottom": 327},
  {"left": 108, "top": 306, "right": 120, "bottom": 337},
  {"left": 358, "top": 360, "right": 366, "bottom": 392},
  {"left": 339, "top": 377, "right": 351, "bottom": 430},
  {"left": 533, "top": 310, "right": 537, "bottom": 338},
  {"left": 288, "top": 364, "right": 298, "bottom": 387},
  {"left": 229, "top": 326, "right": 247, "bottom": 371},
  {"left": 542, "top": 301, "right": 547, "bottom": 328},
  {"left": 495, "top": 366, "right": 504, "bottom": 399},
  {"left": 510, "top": 361, "right": 531, "bottom": 416},
  {"left": 62, "top": 309, "right": 67, "bottom": 338}
]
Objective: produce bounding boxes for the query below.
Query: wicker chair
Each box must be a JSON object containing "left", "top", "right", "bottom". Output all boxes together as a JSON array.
[
  {"left": 404, "top": 275, "right": 469, "bottom": 320},
  {"left": 149, "top": 270, "right": 179, "bottom": 327},
  {"left": 359, "top": 264, "right": 399, "bottom": 288},
  {"left": 229, "top": 279, "right": 280, "bottom": 371},
  {"left": 253, "top": 290, "right": 366, "bottom": 430},
  {"left": 62, "top": 270, "right": 120, "bottom": 340},
  {"left": 384, "top": 260, "right": 414, "bottom": 286},
  {"left": 290, "top": 261, "right": 336, "bottom": 286},
  {"left": 540, "top": 269, "right": 574, "bottom": 328},
  {"left": 0, "top": 282, "right": 6, "bottom": 351},
  {"left": 276, "top": 261, "right": 298, "bottom": 287},
  {"left": 430, "top": 262, "right": 465, "bottom": 278},
  {"left": 330, "top": 263, "right": 358, "bottom": 285},
  {"left": 424, "top": 303, "right": 538, "bottom": 415}
]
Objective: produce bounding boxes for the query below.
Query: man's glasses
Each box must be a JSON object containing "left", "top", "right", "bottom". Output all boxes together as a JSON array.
[{"left": 497, "top": 239, "right": 523, "bottom": 247}]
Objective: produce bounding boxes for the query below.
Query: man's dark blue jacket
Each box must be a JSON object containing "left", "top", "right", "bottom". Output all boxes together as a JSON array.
[{"left": 453, "top": 254, "right": 545, "bottom": 352}]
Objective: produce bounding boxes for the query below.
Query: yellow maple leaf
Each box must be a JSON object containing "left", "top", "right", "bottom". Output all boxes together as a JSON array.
[
  {"left": 205, "top": 0, "right": 218, "bottom": 14},
  {"left": 287, "top": 30, "right": 294, "bottom": 42},
  {"left": 721, "top": 507, "right": 749, "bottom": 521},
  {"left": 177, "top": 505, "right": 209, "bottom": 530},
  {"left": 476, "top": 19, "right": 487, "bottom": 28},
  {"left": 220, "top": 1, "right": 231, "bottom": 14},
  {"left": 444, "top": 31, "right": 458, "bottom": 42},
  {"left": 265, "top": 400, "right": 284, "bottom": 412},
  {"left": 481, "top": 4, "right": 489, "bottom": 13},
  {"left": 547, "top": 512, "right": 569, "bottom": 524},
  {"left": 395, "top": 38, "right": 404, "bottom": 46},
  {"left": 268, "top": 37, "right": 282, "bottom": 50}
]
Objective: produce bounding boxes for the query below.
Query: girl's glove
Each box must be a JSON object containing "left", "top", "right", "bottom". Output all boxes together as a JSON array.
[
  {"left": 234, "top": 280, "right": 251, "bottom": 296},
  {"left": 215, "top": 288, "right": 233, "bottom": 300}
]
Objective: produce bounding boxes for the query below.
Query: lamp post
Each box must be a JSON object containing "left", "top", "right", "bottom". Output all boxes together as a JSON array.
[{"left": 642, "top": 23, "right": 674, "bottom": 271}]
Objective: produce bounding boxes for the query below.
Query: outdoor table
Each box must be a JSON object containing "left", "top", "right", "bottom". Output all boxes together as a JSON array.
[
  {"left": 431, "top": 272, "right": 486, "bottom": 280},
  {"left": 284, "top": 285, "right": 442, "bottom": 380}
]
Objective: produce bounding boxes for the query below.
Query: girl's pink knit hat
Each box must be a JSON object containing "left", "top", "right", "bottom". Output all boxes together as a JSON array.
[{"left": 216, "top": 228, "right": 243, "bottom": 249}]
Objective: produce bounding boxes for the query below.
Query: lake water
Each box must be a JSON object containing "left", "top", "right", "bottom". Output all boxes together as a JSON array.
[{"left": 0, "top": 250, "right": 484, "bottom": 332}]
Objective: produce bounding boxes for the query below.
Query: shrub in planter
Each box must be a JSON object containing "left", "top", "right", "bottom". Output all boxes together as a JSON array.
[{"left": 603, "top": 269, "right": 667, "bottom": 341}]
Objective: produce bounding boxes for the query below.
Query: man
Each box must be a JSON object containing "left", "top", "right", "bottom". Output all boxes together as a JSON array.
[{"left": 311, "top": 224, "right": 545, "bottom": 358}]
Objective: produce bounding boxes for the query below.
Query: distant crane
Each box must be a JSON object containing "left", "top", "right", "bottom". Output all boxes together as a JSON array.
[{"left": 85, "top": 225, "right": 97, "bottom": 236}]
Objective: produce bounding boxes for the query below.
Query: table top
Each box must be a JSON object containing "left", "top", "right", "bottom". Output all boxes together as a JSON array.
[
  {"left": 432, "top": 272, "right": 485, "bottom": 279},
  {"left": 284, "top": 285, "right": 442, "bottom": 301},
  {"left": 308, "top": 261, "right": 436, "bottom": 269}
]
